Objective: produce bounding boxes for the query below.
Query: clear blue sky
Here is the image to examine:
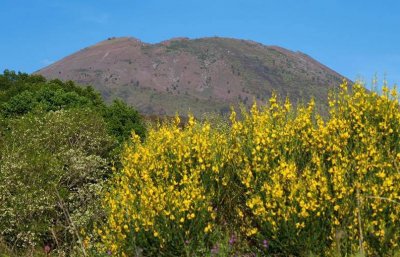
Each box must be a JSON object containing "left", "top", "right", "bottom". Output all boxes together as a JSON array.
[{"left": 1, "top": 0, "right": 399, "bottom": 86}]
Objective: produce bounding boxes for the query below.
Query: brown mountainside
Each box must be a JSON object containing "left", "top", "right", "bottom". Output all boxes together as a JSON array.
[{"left": 37, "top": 36, "right": 348, "bottom": 116}]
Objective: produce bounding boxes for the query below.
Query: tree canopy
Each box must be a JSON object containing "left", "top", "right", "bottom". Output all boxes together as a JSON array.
[{"left": 0, "top": 70, "right": 146, "bottom": 142}]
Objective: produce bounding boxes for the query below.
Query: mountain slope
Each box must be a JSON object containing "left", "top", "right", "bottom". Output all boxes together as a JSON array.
[{"left": 37, "top": 36, "right": 348, "bottom": 116}]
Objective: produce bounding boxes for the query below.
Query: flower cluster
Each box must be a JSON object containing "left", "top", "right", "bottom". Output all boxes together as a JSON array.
[
  {"left": 97, "top": 116, "right": 229, "bottom": 256},
  {"left": 98, "top": 83, "right": 400, "bottom": 256}
]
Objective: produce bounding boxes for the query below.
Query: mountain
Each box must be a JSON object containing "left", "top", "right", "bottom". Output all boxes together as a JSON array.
[{"left": 36, "top": 36, "right": 348, "bottom": 116}]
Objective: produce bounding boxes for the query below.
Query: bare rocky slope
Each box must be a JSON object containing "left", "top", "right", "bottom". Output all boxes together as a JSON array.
[{"left": 37, "top": 36, "right": 348, "bottom": 116}]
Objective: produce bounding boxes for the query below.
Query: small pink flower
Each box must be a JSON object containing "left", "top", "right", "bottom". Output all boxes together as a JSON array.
[
  {"left": 262, "top": 239, "right": 269, "bottom": 249},
  {"left": 229, "top": 234, "right": 237, "bottom": 245},
  {"left": 44, "top": 244, "right": 51, "bottom": 253}
]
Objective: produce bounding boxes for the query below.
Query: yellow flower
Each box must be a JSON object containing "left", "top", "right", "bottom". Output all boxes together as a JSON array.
[
  {"left": 204, "top": 223, "right": 212, "bottom": 233},
  {"left": 246, "top": 227, "right": 258, "bottom": 236}
]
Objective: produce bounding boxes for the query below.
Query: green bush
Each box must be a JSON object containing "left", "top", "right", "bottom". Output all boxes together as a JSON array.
[
  {"left": 0, "top": 109, "right": 115, "bottom": 253},
  {"left": 104, "top": 99, "right": 146, "bottom": 143}
]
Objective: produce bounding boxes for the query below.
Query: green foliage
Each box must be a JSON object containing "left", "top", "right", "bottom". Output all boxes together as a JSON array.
[
  {"left": 0, "top": 70, "right": 147, "bottom": 254},
  {"left": 103, "top": 99, "right": 146, "bottom": 142},
  {"left": 0, "top": 70, "right": 103, "bottom": 113},
  {"left": 0, "top": 70, "right": 146, "bottom": 142},
  {"left": 0, "top": 109, "right": 115, "bottom": 252}
]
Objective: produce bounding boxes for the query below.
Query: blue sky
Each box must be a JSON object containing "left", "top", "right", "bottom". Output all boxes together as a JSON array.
[{"left": 1, "top": 0, "right": 399, "bottom": 86}]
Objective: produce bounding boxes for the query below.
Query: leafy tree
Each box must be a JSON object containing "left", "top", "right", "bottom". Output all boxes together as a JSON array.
[
  {"left": 0, "top": 71, "right": 146, "bottom": 142},
  {"left": 103, "top": 99, "right": 146, "bottom": 142},
  {"left": 0, "top": 75, "right": 103, "bottom": 117}
]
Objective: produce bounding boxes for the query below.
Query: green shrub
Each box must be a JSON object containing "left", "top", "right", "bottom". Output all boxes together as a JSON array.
[{"left": 0, "top": 109, "right": 115, "bottom": 253}]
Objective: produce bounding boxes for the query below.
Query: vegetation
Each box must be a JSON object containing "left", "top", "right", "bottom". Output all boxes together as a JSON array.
[
  {"left": 98, "top": 83, "right": 400, "bottom": 256},
  {"left": 1, "top": 70, "right": 400, "bottom": 256},
  {"left": 1, "top": 109, "right": 114, "bottom": 252},
  {"left": 0, "top": 70, "right": 146, "bottom": 142},
  {"left": 0, "top": 71, "right": 146, "bottom": 255}
]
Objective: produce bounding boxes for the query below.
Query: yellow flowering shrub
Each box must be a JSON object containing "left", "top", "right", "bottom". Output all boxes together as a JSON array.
[
  {"left": 97, "top": 116, "right": 230, "bottom": 256},
  {"left": 98, "top": 82, "right": 400, "bottom": 256}
]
